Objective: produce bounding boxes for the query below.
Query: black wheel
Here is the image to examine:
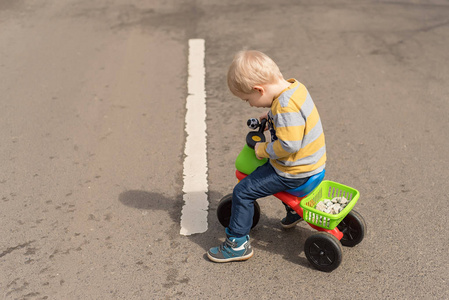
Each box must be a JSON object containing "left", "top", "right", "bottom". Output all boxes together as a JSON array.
[
  {"left": 337, "top": 210, "right": 366, "bottom": 247},
  {"left": 304, "top": 232, "right": 343, "bottom": 272},
  {"left": 216, "top": 194, "right": 260, "bottom": 229}
]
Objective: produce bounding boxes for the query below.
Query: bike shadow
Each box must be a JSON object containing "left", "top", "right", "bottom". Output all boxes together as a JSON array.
[{"left": 118, "top": 190, "right": 314, "bottom": 269}]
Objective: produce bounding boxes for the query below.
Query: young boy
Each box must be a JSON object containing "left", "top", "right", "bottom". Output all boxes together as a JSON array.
[{"left": 207, "top": 50, "right": 326, "bottom": 263}]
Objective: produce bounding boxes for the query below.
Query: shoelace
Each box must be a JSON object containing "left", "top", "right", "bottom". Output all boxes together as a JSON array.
[{"left": 219, "top": 238, "right": 237, "bottom": 251}]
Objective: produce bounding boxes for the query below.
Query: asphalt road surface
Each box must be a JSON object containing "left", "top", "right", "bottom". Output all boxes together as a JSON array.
[{"left": 1, "top": 0, "right": 448, "bottom": 299}]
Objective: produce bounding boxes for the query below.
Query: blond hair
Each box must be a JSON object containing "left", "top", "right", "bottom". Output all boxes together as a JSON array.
[{"left": 227, "top": 50, "right": 284, "bottom": 95}]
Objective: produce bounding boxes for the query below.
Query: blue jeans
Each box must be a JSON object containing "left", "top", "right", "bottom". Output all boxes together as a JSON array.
[{"left": 228, "top": 162, "right": 309, "bottom": 237}]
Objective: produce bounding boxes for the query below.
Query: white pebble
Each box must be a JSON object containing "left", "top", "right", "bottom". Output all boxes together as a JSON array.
[
  {"left": 315, "top": 201, "right": 327, "bottom": 211},
  {"left": 323, "top": 199, "right": 333, "bottom": 207},
  {"left": 332, "top": 196, "right": 349, "bottom": 205}
]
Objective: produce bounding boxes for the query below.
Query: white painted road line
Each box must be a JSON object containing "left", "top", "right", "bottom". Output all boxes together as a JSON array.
[{"left": 180, "top": 39, "right": 208, "bottom": 236}]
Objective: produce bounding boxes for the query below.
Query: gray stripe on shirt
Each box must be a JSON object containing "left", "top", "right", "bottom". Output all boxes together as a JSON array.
[
  {"left": 300, "top": 93, "right": 315, "bottom": 119},
  {"left": 279, "top": 139, "right": 302, "bottom": 154},
  {"left": 273, "top": 111, "right": 305, "bottom": 128},
  {"left": 278, "top": 84, "right": 299, "bottom": 107},
  {"left": 302, "top": 119, "right": 324, "bottom": 148},
  {"left": 276, "top": 146, "right": 326, "bottom": 167},
  {"left": 266, "top": 142, "right": 278, "bottom": 159}
]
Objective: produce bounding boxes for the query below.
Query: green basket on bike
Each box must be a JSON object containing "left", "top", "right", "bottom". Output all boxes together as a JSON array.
[{"left": 300, "top": 180, "right": 360, "bottom": 230}]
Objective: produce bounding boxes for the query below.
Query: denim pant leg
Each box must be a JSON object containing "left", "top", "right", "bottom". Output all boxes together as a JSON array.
[{"left": 228, "top": 163, "right": 308, "bottom": 237}]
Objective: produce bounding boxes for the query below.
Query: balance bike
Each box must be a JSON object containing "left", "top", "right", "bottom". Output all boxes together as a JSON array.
[{"left": 216, "top": 118, "right": 366, "bottom": 272}]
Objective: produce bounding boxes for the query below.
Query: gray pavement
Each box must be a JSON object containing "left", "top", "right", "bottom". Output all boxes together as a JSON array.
[{"left": 1, "top": 0, "right": 448, "bottom": 299}]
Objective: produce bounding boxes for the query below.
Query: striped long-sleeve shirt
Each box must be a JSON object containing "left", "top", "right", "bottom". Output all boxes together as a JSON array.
[{"left": 255, "top": 79, "right": 326, "bottom": 178}]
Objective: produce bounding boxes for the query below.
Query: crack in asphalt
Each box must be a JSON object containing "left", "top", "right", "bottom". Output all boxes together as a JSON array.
[{"left": 0, "top": 240, "right": 35, "bottom": 258}]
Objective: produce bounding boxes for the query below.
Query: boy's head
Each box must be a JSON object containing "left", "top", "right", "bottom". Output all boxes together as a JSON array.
[{"left": 227, "top": 50, "right": 284, "bottom": 96}]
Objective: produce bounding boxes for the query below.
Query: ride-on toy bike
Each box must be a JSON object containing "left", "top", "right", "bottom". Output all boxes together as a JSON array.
[{"left": 216, "top": 118, "right": 366, "bottom": 272}]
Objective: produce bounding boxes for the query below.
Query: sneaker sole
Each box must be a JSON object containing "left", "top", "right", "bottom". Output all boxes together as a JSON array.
[
  {"left": 280, "top": 219, "right": 302, "bottom": 229},
  {"left": 207, "top": 250, "right": 254, "bottom": 263}
]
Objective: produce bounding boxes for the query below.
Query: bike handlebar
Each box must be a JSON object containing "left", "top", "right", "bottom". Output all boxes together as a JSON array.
[
  {"left": 247, "top": 118, "right": 267, "bottom": 131},
  {"left": 246, "top": 118, "right": 267, "bottom": 149}
]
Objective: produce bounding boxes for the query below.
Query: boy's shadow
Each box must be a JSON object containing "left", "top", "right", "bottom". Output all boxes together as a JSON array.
[{"left": 118, "top": 190, "right": 312, "bottom": 268}]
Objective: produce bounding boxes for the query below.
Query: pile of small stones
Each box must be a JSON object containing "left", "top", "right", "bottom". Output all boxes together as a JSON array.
[{"left": 315, "top": 197, "right": 349, "bottom": 215}]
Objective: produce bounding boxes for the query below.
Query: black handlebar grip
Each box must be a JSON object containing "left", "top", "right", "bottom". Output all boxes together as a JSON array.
[{"left": 259, "top": 118, "right": 267, "bottom": 133}]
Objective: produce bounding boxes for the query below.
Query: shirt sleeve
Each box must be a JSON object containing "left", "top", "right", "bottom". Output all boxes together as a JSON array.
[{"left": 256, "top": 107, "right": 305, "bottom": 160}]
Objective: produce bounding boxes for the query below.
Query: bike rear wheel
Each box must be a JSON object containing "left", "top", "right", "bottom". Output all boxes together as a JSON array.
[
  {"left": 216, "top": 194, "right": 260, "bottom": 229},
  {"left": 337, "top": 210, "right": 366, "bottom": 247}
]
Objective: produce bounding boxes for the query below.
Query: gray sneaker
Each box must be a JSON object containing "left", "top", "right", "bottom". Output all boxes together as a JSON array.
[{"left": 207, "top": 228, "right": 253, "bottom": 263}]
